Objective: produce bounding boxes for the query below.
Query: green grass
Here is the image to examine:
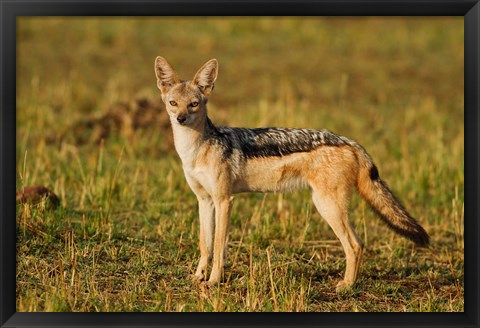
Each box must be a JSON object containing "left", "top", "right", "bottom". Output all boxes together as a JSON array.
[{"left": 16, "top": 17, "right": 463, "bottom": 312}]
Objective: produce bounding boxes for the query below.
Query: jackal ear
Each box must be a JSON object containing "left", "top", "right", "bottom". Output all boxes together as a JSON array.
[
  {"left": 155, "top": 56, "right": 180, "bottom": 95},
  {"left": 192, "top": 58, "right": 218, "bottom": 96}
]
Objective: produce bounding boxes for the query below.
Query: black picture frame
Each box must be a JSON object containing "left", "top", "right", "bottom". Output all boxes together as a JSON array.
[{"left": 1, "top": 1, "right": 478, "bottom": 327}]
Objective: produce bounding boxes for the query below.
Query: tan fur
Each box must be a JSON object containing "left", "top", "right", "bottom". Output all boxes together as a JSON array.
[{"left": 154, "top": 56, "right": 428, "bottom": 291}]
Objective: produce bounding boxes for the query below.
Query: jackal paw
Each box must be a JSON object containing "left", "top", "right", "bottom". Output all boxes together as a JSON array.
[
  {"left": 206, "top": 280, "right": 220, "bottom": 287},
  {"left": 189, "top": 272, "right": 205, "bottom": 283},
  {"left": 335, "top": 280, "right": 354, "bottom": 293},
  {"left": 206, "top": 276, "right": 222, "bottom": 287}
]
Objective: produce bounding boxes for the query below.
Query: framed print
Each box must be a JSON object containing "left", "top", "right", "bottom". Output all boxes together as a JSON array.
[{"left": 1, "top": 1, "right": 478, "bottom": 327}]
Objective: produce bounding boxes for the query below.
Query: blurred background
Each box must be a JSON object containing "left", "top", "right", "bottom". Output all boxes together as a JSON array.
[
  {"left": 17, "top": 17, "right": 464, "bottom": 152},
  {"left": 16, "top": 17, "right": 464, "bottom": 312}
]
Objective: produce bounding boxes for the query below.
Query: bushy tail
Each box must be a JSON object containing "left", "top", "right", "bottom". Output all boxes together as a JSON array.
[{"left": 352, "top": 144, "right": 430, "bottom": 247}]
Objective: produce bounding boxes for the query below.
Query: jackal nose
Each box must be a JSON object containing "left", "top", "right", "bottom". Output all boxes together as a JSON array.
[{"left": 177, "top": 115, "right": 187, "bottom": 124}]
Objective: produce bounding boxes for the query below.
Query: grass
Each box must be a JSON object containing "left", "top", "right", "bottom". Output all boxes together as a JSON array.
[{"left": 16, "top": 17, "right": 464, "bottom": 312}]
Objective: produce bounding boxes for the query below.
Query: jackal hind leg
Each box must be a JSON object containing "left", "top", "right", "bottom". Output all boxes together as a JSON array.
[{"left": 311, "top": 189, "right": 363, "bottom": 292}]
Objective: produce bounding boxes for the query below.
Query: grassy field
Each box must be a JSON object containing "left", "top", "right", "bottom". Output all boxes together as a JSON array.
[{"left": 16, "top": 17, "right": 464, "bottom": 312}]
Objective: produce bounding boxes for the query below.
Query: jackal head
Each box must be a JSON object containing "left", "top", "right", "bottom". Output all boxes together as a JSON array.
[{"left": 155, "top": 56, "right": 218, "bottom": 127}]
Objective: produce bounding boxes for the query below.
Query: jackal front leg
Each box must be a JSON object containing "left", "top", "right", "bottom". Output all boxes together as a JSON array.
[
  {"left": 194, "top": 196, "right": 215, "bottom": 281},
  {"left": 207, "top": 196, "right": 233, "bottom": 286}
]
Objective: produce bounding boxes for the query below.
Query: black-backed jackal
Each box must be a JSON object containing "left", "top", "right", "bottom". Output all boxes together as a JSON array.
[{"left": 154, "top": 56, "right": 429, "bottom": 291}]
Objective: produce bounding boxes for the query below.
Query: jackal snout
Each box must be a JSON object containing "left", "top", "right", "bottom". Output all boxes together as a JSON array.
[
  {"left": 177, "top": 114, "right": 187, "bottom": 124},
  {"left": 173, "top": 108, "right": 196, "bottom": 126}
]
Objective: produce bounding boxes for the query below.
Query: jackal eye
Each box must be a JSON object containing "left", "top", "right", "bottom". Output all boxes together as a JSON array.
[
  {"left": 169, "top": 100, "right": 177, "bottom": 106},
  {"left": 190, "top": 101, "right": 199, "bottom": 107}
]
